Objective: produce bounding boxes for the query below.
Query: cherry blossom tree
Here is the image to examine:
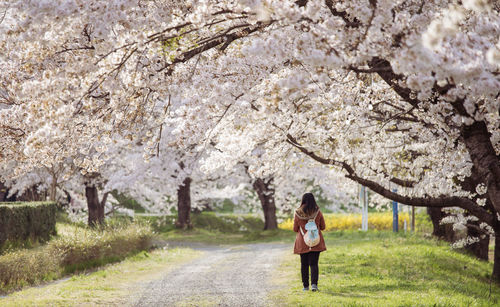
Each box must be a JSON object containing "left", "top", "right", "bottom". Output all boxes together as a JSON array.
[
  {"left": 186, "top": 0, "right": 500, "bottom": 278},
  {"left": 153, "top": 0, "right": 499, "bottom": 276},
  {"left": 1, "top": 0, "right": 499, "bottom": 279}
]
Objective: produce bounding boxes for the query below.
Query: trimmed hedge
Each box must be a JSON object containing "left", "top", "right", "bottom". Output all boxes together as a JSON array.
[{"left": 0, "top": 202, "right": 57, "bottom": 248}]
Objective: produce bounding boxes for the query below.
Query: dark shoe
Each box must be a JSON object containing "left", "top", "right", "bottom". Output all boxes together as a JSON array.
[{"left": 311, "top": 284, "right": 318, "bottom": 292}]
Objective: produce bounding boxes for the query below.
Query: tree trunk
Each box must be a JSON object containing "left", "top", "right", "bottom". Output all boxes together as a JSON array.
[
  {"left": 465, "top": 221, "right": 490, "bottom": 261},
  {"left": 85, "top": 185, "right": 105, "bottom": 227},
  {"left": 462, "top": 121, "right": 500, "bottom": 216},
  {"left": 427, "top": 207, "right": 456, "bottom": 242},
  {"left": 176, "top": 177, "right": 193, "bottom": 229},
  {"left": 427, "top": 207, "right": 446, "bottom": 237},
  {"left": 49, "top": 179, "right": 57, "bottom": 201},
  {"left": 253, "top": 177, "right": 278, "bottom": 230},
  {"left": 0, "top": 182, "right": 8, "bottom": 201},
  {"left": 494, "top": 234, "right": 500, "bottom": 281}
]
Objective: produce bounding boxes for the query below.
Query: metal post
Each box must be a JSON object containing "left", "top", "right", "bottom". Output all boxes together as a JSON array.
[
  {"left": 411, "top": 206, "right": 415, "bottom": 232},
  {"left": 358, "top": 184, "right": 362, "bottom": 229},
  {"left": 392, "top": 189, "right": 398, "bottom": 232},
  {"left": 361, "top": 186, "right": 368, "bottom": 231},
  {"left": 365, "top": 187, "right": 369, "bottom": 230}
]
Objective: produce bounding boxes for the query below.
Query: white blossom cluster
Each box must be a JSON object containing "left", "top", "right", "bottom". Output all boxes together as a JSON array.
[{"left": 0, "top": 0, "right": 498, "bottom": 235}]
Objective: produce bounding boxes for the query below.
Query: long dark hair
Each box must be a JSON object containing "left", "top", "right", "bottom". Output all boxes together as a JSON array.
[{"left": 301, "top": 193, "right": 318, "bottom": 215}]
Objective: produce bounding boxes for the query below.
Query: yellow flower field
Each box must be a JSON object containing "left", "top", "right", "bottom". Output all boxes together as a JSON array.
[{"left": 279, "top": 212, "right": 419, "bottom": 231}]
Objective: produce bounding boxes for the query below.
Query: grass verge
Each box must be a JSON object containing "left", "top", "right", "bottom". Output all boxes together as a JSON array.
[
  {"left": 142, "top": 212, "right": 296, "bottom": 245},
  {"left": 271, "top": 231, "right": 500, "bottom": 307},
  {"left": 161, "top": 227, "right": 295, "bottom": 245},
  {"left": 0, "top": 221, "right": 153, "bottom": 294},
  {"left": 0, "top": 247, "right": 201, "bottom": 306}
]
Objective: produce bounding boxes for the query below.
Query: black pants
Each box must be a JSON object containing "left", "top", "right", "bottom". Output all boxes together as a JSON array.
[{"left": 300, "top": 251, "right": 320, "bottom": 287}]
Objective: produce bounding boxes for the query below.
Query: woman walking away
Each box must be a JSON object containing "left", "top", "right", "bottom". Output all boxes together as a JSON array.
[{"left": 293, "top": 193, "right": 326, "bottom": 292}]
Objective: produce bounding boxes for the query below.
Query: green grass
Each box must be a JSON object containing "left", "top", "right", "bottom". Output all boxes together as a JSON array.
[
  {"left": 147, "top": 212, "right": 296, "bottom": 245},
  {"left": 272, "top": 231, "right": 500, "bottom": 307},
  {"left": 161, "top": 227, "right": 295, "bottom": 245},
  {"left": 3, "top": 213, "right": 498, "bottom": 306},
  {"left": 0, "top": 247, "right": 201, "bottom": 306}
]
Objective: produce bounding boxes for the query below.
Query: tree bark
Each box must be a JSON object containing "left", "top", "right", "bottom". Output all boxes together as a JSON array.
[
  {"left": 0, "top": 182, "right": 9, "bottom": 201},
  {"left": 494, "top": 233, "right": 500, "bottom": 281},
  {"left": 427, "top": 207, "right": 456, "bottom": 243},
  {"left": 49, "top": 178, "right": 57, "bottom": 202},
  {"left": 427, "top": 207, "right": 447, "bottom": 238},
  {"left": 461, "top": 121, "right": 500, "bottom": 214},
  {"left": 176, "top": 177, "right": 193, "bottom": 229},
  {"left": 85, "top": 184, "right": 105, "bottom": 227},
  {"left": 253, "top": 177, "right": 278, "bottom": 230},
  {"left": 465, "top": 221, "right": 490, "bottom": 261}
]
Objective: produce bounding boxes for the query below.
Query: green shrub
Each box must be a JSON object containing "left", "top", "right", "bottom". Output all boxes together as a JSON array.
[
  {"left": 0, "top": 202, "right": 57, "bottom": 250},
  {"left": 0, "top": 221, "right": 153, "bottom": 293},
  {"left": 140, "top": 212, "right": 265, "bottom": 233},
  {"left": 191, "top": 212, "right": 265, "bottom": 232},
  {"left": 111, "top": 191, "right": 146, "bottom": 213},
  {"left": 138, "top": 215, "right": 178, "bottom": 232}
]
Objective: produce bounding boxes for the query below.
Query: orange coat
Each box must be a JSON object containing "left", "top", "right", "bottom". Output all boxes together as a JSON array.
[{"left": 293, "top": 208, "right": 327, "bottom": 254}]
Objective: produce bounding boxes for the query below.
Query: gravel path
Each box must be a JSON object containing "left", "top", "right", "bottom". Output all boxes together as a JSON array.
[{"left": 133, "top": 242, "right": 289, "bottom": 307}]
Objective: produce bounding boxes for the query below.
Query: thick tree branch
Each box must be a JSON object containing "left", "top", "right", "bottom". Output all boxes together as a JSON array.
[
  {"left": 286, "top": 133, "right": 352, "bottom": 171},
  {"left": 0, "top": 125, "right": 25, "bottom": 137},
  {"left": 286, "top": 133, "right": 494, "bottom": 225},
  {"left": 365, "top": 57, "right": 420, "bottom": 108},
  {"left": 162, "top": 22, "right": 272, "bottom": 75},
  {"left": 390, "top": 177, "right": 416, "bottom": 188},
  {"left": 324, "top": 0, "right": 361, "bottom": 27},
  {"left": 347, "top": 172, "right": 492, "bottom": 226},
  {"left": 465, "top": 223, "right": 490, "bottom": 236}
]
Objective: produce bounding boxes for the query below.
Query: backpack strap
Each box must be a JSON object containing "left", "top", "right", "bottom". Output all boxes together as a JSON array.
[
  {"left": 312, "top": 209, "right": 320, "bottom": 220},
  {"left": 307, "top": 211, "right": 320, "bottom": 231},
  {"left": 295, "top": 209, "right": 320, "bottom": 220}
]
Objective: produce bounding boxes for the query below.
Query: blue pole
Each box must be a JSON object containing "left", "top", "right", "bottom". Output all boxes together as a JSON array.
[{"left": 392, "top": 189, "right": 398, "bottom": 232}]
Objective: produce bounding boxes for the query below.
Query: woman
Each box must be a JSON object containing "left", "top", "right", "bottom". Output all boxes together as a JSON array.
[{"left": 293, "top": 193, "right": 326, "bottom": 292}]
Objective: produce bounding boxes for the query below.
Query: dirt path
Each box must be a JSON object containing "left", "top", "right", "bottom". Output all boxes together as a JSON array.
[{"left": 132, "top": 242, "right": 289, "bottom": 307}]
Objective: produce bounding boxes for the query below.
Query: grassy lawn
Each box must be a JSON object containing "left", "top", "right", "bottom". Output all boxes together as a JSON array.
[
  {"left": 4, "top": 212, "right": 497, "bottom": 306},
  {"left": 161, "top": 227, "right": 295, "bottom": 245},
  {"left": 0, "top": 247, "right": 201, "bottom": 306},
  {"left": 142, "top": 212, "right": 296, "bottom": 245},
  {"left": 272, "top": 231, "right": 500, "bottom": 307}
]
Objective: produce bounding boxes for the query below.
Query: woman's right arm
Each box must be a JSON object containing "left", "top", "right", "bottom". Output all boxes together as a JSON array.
[
  {"left": 293, "top": 213, "right": 299, "bottom": 232},
  {"left": 319, "top": 211, "right": 326, "bottom": 231}
]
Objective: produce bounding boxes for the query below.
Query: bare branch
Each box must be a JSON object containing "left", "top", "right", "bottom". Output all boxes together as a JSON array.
[{"left": 324, "top": 0, "right": 361, "bottom": 27}]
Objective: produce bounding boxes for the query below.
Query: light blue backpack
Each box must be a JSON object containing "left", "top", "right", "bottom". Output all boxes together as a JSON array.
[{"left": 299, "top": 210, "right": 320, "bottom": 250}]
